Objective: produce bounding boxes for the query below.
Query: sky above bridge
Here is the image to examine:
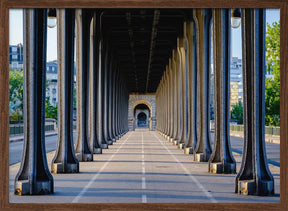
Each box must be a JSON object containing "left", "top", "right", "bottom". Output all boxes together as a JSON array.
[{"left": 9, "top": 9, "right": 280, "bottom": 62}]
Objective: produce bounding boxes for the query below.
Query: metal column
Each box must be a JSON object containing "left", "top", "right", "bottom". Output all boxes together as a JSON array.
[
  {"left": 235, "top": 8, "right": 274, "bottom": 196},
  {"left": 75, "top": 9, "right": 93, "bottom": 162},
  {"left": 89, "top": 11, "right": 102, "bottom": 154},
  {"left": 15, "top": 9, "right": 54, "bottom": 195},
  {"left": 193, "top": 9, "right": 213, "bottom": 162},
  {"left": 208, "top": 9, "right": 236, "bottom": 174},
  {"left": 51, "top": 9, "right": 79, "bottom": 173},
  {"left": 184, "top": 19, "right": 197, "bottom": 155}
]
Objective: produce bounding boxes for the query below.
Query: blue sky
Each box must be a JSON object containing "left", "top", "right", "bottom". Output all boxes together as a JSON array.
[{"left": 9, "top": 9, "right": 280, "bottom": 61}]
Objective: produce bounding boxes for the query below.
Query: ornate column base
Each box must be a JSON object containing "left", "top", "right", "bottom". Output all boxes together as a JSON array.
[
  {"left": 107, "top": 140, "right": 113, "bottom": 145},
  {"left": 15, "top": 180, "right": 53, "bottom": 196},
  {"left": 76, "top": 153, "right": 93, "bottom": 162},
  {"left": 93, "top": 147, "right": 102, "bottom": 154},
  {"left": 184, "top": 147, "right": 193, "bottom": 154},
  {"left": 177, "top": 142, "right": 185, "bottom": 149},
  {"left": 169, "top": 137, "right": 174, "bottom": 143},
  {"left": 101, "top": 144, "right": 108, "bottom": 149},
  {"left": 51, "top": 163, "right": 79, "bottom": 174},
  {"left": 194, "top": 153, "right": 208, "bottom": 162},
  {"left": 209, "top": 162, "right": 236, "bottom": 174},
  {"left": 112, "top": 138, "right": 117, "bottom": 142},
  {"left": 237, "top": 180, "right": 274, "bottom": 196},
  {"left": 173, "top": 140, "right": 178, "bottom": 146}
]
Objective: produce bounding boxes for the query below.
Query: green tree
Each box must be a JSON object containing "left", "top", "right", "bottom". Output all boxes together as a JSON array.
[
  {"left": 231, "top": 102, "right": 243, "bottom": 124},
  {"left": 45, "top": 96, "right": 58, "bottom": 120},
  {"left": 9, "top": 70, "right": 23, "bottom": 112},
  {"left": 265, "top": 21, "right": 280, "bottom": 126},
  {"left": 73, "top": 86, "right": 77, "bottom": 108}
]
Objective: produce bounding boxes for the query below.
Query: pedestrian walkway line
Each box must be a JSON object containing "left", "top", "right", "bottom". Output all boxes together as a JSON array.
[
  {"left": 142, "top": 194, "right": 147, "bottom": 203},
  {"left": 72, "top": 132, "right": 133, "bottom": 203},
  {"left": 142, "top": 177, "right": 146, "bottom": 189},
  {"left": 141, "top": 132, "right": 147, "bottom": 203},
  {"left": 152, "top": 132, "right": 218, "bottom": 203}
]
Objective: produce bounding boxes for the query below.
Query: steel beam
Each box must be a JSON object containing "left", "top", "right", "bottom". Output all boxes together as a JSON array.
[
  {"left": 51, "top": 9, "right": 79, "bottom": 173},
  {"left": 235, "top": 8, "right": 274, "bottom": 196},
  {"left": 14, "top": 9, "right": 54, "bottom": 195},
  {"left": 208, "top": 9, "right": 236, "bottom": 174}
]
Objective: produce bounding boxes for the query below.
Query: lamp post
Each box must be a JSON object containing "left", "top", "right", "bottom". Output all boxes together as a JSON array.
[
  {"left": 231, "top": 9, "right": 241, "bottom": 29},
  {"left": 47, "top": 9, "right": 57, "bottom": 28}
]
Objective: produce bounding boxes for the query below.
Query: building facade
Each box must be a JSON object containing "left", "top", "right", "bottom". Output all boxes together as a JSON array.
[
  {"left": 9, "top": 43, "right": 23, "bottom": 71},
  {"left": 46, "top": 60, "right": 58, "bottom": 107}
]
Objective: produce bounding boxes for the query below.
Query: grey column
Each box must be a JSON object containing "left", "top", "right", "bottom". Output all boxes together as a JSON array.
[
  {"left": 90, "top": 11, "right": 102, "bottom": 154},
  {"left": 208, "top": 9, "right": 236, "bottom": 174},
  {"left": 107, "top": 55, "right": 116, "bottom": 142},
  {"left": 51, "top": 9, "right": 79, "bottom": 173},
  {"left": 163, "top": 70, "right": 168, "bottom": 137},
  {"left": 166, "top": 64, "right": 172, "bottom": 139},
  {"left": 177, "top": 37, "right": 188, "bottom": 149},
  {"left": 193, "top": 9, "right": 213, "bottom": 162},
  {"left": 184, "top": 19, "right": 197, "bottom": 155},
  {"left": 98, "top": 40, "right": 109, "bottom": 149},
  {"left": 111, "top": 64, "right": 118, "bottom": 139},
  {"left": 15, "top": 9, "right": 54, "bottom": 195},
  {"left": 168, "top": 59, "right": 175, "bottom": 143},
  {"left": 102, "top": 44, "right": 113, "bottom": 145},
  {"left": 172, "top": 49, "right": 180, "bottom": 145},
  {"left": 75, "top": 9, "right": 93, "bottom": 162},
  {"left": 235, "top": 8, "right": 274, "bottom": 196}
]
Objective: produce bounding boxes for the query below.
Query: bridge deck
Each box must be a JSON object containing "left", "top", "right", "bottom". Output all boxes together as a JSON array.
[{"left": 9, "top": 131, "right": 280, "bottom": 203}]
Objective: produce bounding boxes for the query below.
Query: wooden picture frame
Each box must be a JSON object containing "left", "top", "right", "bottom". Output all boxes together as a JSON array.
[{"left": 1, "top": 0, "right": 287, "bottom": 210}]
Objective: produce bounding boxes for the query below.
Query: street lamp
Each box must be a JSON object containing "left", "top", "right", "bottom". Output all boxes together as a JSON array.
[
  {"left": 231, "top": 9, "right": 241, "bottom": 29},
  {"left": 47, "top": 8, "right": 57, "bottom": 28}
]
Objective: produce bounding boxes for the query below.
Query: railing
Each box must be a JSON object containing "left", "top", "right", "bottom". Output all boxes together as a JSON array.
[
  {"left": 210, "top": 120, "right": 280, "bottom": 137},
  {"left": 9, "top": 120, "right": 57, "bottom": 136},
  {"left": 230, "top": 125, "right": 280, "bottom": 136}
]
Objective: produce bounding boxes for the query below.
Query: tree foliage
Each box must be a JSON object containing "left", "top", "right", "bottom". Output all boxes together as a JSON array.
[
  {"left": 9, "top": 70, "right": 24, "bottom": 122},
  {"left": 9, "top": 70, "right": 58, "bottom": 120},
  {"left": 265, "top": 21, "right": 280, "bottom": 126},
  {"left": 231, "top": 102, "right": 243, "bottom": 124},
  {"left": 45, "top": 96, "right": 58, "bottom": 120},
  {"left": 9, "top": 70, "right": 23, "bottom": 111}
]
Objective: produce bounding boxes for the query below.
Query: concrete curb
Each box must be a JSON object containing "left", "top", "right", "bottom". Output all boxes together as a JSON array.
[
  {"left": 230, "top": 132, "right": 280, "bottom": 144},
  {"left": 9, "top": 132, "right": 58, "bottom": 143}
]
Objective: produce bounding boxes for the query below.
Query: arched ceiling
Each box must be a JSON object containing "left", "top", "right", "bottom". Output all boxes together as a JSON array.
[{"left": 100, "top": 9, "right": 191, "bottom": 93}]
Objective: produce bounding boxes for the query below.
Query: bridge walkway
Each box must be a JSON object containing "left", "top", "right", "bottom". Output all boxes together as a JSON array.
[{"left": 9, "top": 130, "right": 280, "bottom": 203}]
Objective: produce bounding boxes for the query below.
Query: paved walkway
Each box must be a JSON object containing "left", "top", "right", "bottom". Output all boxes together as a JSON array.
[{"left": 9, "top": 130, "right": 280, "bottom": 203}]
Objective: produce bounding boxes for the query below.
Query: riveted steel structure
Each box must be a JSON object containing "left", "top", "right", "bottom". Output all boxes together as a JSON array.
[
  {"left": 51, "top": 9, "right": 79, "bottom": 173},
  {"left": 235, "top": 8, "right": 274, "bottom": 196},
  {"left": 75, "top": 9, "right": 94, "bottom": 162},
  {"left": 208, "top": 9, "right": 236, "bottom": 174},
  {"left": 15, "top": 8, "right": 274, "bottom": 198},
  {"left": 14, "top": 9, "right": 54, "bottom": 195},
  {"left": 192, "top": 9, "right": 213, "bottom": 162}
]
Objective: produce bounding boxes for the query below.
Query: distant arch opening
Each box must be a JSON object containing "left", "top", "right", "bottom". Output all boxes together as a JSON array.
[
  {"left": 134, "top": 103, "right": 150, "bottom": 129},
  {"left": 137, "top": 112, "right": 147, "bottom": 127}
]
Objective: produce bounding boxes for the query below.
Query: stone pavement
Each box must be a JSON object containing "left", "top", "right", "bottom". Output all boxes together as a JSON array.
[{"left": 9, "top": 130, "right": 280, "bottom": 203}]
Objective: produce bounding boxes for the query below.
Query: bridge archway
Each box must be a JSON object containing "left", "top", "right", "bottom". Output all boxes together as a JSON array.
[
  {"left": 128, "top": 94, "right": 156, "bottom": 131},
  {"left": 134, "top": 104, "right": 150, "bottom": 129}
]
